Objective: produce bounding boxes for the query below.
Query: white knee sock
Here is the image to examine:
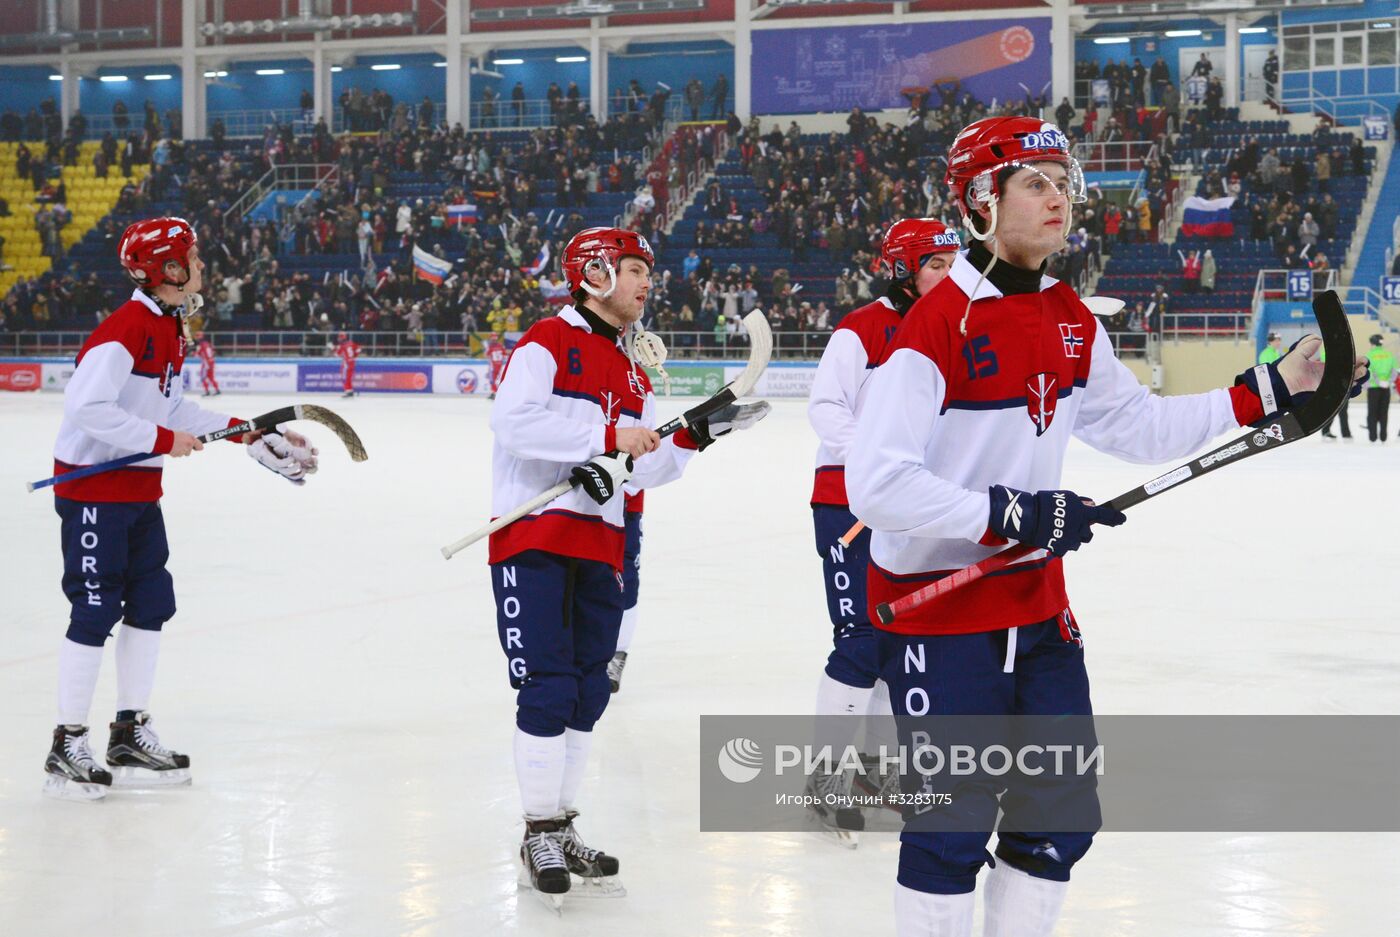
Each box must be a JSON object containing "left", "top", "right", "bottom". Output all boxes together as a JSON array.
[
  {"left": 57, "top": 638, "right": 104, "bottom": 727},
  {"left": 514, "top": 728, "right": 566, "bottom": 819},
  {"left": 558, "top": 728, "right": 593, "bottom": 811},
  {"left": 815, "top": 672, "right": 875, "bottom": 754},
  {"left": 115, "top": 625, "right": 162, "bottom": 714},
  {"left": 982, "top": 861, "right": 1068, "bottom": 937},
  {"left": 893, "top": 883, "right": 974, "bottom": 937},
  {"left": 616, "top": 605, "right": 639, "bottom": 653},
  {"left": 864, "top": 679, "right": 898, "bottom": 754}
]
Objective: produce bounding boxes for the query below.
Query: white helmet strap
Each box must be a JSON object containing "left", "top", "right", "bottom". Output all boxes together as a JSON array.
[{"left": 580, "top": 257, "right": 618, "bottom": 300}]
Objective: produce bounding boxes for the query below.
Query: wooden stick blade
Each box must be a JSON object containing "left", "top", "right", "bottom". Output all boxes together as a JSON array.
[{"left": 295, "top": 404, "right": 369, "bottom": 462}]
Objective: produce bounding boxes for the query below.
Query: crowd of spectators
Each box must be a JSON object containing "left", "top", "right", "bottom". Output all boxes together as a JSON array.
[{"left": 2, "top": 99, "right": 677, "bottom": 338}]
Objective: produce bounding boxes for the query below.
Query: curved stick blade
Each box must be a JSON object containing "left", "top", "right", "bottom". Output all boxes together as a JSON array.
[{"left": 295, "top": 404, "right": 369, "bottom": 462}]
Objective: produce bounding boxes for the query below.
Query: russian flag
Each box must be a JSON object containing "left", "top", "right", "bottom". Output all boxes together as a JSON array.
[
  {"left": 446, "top": 203, "right": 478, "bottom": 226},
  {"left": 522, "top": 243, "right": 551, "bottom": 277},
  {"left": 412, "top": 245, "right": 453, "bottom": 285},
  {"left": 1180, "top": 195, "right": 1236, "bottom": 238}
]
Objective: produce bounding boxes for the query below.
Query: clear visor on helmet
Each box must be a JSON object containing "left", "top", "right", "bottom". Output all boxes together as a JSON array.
[{"left": 969, "top": 156, "right": 1087, "bottom": 208}]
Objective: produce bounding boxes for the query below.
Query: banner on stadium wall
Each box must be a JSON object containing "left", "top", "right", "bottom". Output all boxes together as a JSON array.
[
  {"left": 724, "top": 363, "right": 818, "bottom": 399},
  {"left": 298, "top": 362, "right": 433, "bottom": 393},
  {"left": 17, "top": 356, "right": 820, "bottom": 398},
  {"left": 751, "top": 20, "right": 1050, "bottom": 114},
  {"left": 42, "top": 361, "right": 76, "bottom": 391},
  {"left": 0, "top": 362, "right": 42, "bottom": 391},
  {"left": 646, "top": 365, "right": 726, "bottom": 397},
  {"left": 432, "top": 363, "right": 493, "bottom": 396},
  {"left": 180, "top": 362, "right": 299, "bottom": 394}
]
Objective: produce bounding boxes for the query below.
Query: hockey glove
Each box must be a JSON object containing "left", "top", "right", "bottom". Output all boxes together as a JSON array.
[
  {"left": 247, "top": 427, "right": 319, "bottom": 485},
  {"left": 1234, "top": 335, "right": 1368, "bottom": 425},
  {"left": 986, "top": 485, "right": 1126, "bottom": 558},
  {"left": 571, "top": 452, "right": 634, "bottom": 505},
  {"left": 680, "top": 401, "right": 773, "bottom": 452}
]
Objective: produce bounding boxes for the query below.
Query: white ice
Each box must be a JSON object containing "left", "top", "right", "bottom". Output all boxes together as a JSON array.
[{"left": 1, "top": 392, "right": 1398, "bottom": 936}]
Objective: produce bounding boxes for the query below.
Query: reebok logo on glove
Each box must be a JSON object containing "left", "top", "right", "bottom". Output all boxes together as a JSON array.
[
  {"left": 987, "top": 485, "right": 1125, "bottom": 557},
  {"left": 570, "top": 452, "right": 634, "bottom": 506},
  {"left": 1002, "top": 491, "right": 1024, "bottom": 533}
]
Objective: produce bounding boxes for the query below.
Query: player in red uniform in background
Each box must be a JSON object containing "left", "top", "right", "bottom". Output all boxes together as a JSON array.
[
  {"left": 485, "top": 332, "right": 508, "bottom": 399},
  {"left": 335, "top": 331, "right": 361, "bottom": 397},
  {"left": 194, "top": 331, "right": 220, "bottom": 396}
]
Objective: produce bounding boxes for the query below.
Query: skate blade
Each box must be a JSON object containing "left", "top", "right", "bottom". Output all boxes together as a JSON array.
[
  {"left": 515, "top": 867, "right": 567, "bottom": 915},
  {"left": 43, "top": 774, "right": 108, "bottom": 802},
  {"left": 567, "top": 874, "right": 627, "bottom": 899},
  {"left": 819, "top": 827, "right": 861, "bottom": 850},
  {"left": 110, "top": 766, "right": 192, "bottom": 788}
]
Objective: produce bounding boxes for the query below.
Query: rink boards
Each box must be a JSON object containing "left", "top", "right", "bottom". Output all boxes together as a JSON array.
[{"left": 0, "top": 357, "right": 820, "bottom": 398}]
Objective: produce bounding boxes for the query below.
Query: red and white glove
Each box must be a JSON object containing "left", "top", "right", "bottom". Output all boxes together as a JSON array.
[{"left": 247, "top": 426, "right": 318, "bottom": 485}]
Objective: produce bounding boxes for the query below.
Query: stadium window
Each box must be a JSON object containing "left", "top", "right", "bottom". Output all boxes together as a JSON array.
[
  {"left": 1284, "top": 36, "right": 1310, "bottom": 70},
  {"left": 1369, "top": 28, "right": 1397, "bottom": 65},
  {"left": 1314, "top": 35, "right": 1336, "bottom": 67},
  {"left": 1342, "top": 33, "right": 1364, "bottom": 66}
]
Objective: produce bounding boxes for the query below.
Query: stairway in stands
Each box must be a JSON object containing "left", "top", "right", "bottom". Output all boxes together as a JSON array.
[{"left": 1348, "top": 137, "right": 1399, "bottom": 302}]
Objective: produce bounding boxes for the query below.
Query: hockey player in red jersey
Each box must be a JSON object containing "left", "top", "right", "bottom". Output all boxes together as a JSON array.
[
  {"left": 489, "top": 227, "right": 767, "bottom": 906},
  {"left": 194, "top": 330, "right": 220, "bottom": 396},
  {"left": 335, "top": 331, "right": 361, "bottom": 397},
  {"left": 485, "top": 331, "right": 507, "bottom": 399},
  {"left": 845, "top": 118, "right": 1368, "bottom": 936},
  {"left": 45, "top": 217, "right": 319, "bottom": 802},
  {"left": 805, "top": 217, "right": 960, "bottom": 839}
]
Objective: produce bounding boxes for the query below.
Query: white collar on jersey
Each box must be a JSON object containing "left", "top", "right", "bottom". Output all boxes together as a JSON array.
[
  {"left": 131, "top": 288, "right": 169, "bottom": 317},
  {"left": 947, "top": 250, "right": 1059, "bottom": 302},
  {"left": 559, "top": 304, "right": 590, "bottom": 332}
]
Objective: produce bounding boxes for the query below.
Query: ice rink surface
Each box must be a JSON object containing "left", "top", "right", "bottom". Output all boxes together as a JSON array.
[{"left": 1, "top": 391, "right": 1398, "bottom": 936}]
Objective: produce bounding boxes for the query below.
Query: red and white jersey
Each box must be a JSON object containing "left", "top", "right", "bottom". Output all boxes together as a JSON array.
[
  {"left": 52, "top": 290, "right": 238, "bottom": 503},
  {"left": 808, "top": 296, "right": 902, "bottom": 507},
  {"left": 336, "top": 339, "right": 361, "bottom": 365},
  {"left": 847, "top": 253, "right": 1264, "bottom": 636},
  {"left": 486, "top": 340, "right": 507, "bottom": 370},
  {"left": 196, "top": 338, "right": 216, "bottom": 366},
  {"left": 489, "top": 305, "right": 695, "bottom": 570}
]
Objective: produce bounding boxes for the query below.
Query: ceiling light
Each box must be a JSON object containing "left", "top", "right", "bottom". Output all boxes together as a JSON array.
[
  {"left": 1093, "top": 37, "right": 1130, "bottom": 45},
  {"left": 556, "top": 56, "right": 587, "bottom": 63},
  {"left": 255, "top": 68, "right": 285, "bottom": 76},
  {"left": 330, "top": 65, "right": 343, "bottom": 72},
  {"left": 203, "top": 70, "right": 229, "bottom": 78},
  {"left": 99, "top": 75, "right": 129, "bottom": 82},
  {"left": 1165, "top": 29, "right": 1201, "bottom": 37},
  {"left": 433, "top": 61, "right": 447, "bottom": 67},
  {"left": 1373, "top": 21, "right": 1393, "bottom": 28},
  {"left": 145, "top": 74, "right": 173, "bottom": 80},
  {"left": 1239, "top": 27, "right": 1269, "bottom": 34},
  {"left": 48, "top": 75, "right": 63, "bottom": 81},
  {"left": 493, "top": 58, "right": 524, "bottom": 65},
  {"left": 370, "top": 63, "right": 400, "bottom": 71}
]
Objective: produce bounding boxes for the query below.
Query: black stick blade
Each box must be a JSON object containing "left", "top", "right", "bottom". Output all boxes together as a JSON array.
[
  {"left": 296, "top": 404, "right": 369, "bottom": 462},
  {"left": 1296, "top": 290, "right": 1357, "bottom": 434}
]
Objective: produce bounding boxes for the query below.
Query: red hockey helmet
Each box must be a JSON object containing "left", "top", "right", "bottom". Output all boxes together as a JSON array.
[
  {"left": 945, "top": 117, "right": 1085, "bottom": 223},
  {"left": 880, "top": 218, "right": 962, "bottom": 281},
  {"left": 118, "top": 216, "right": 198, "bottom": 289},
  {"left": 562, "top": 227, "right": 655, "bottom": 300}
]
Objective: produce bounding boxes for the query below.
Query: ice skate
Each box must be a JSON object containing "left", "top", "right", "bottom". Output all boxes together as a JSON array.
[
  {"left": 106, "top": 712, "right": 191, "bottom": 787},
  {"left": 43, "top": 725, "right": 112, "bottom": 802},
  {"left": 854, "top": 753, "right": 906, "bottom": 832},
  {"left": 518, "top": 816, "right": 571, "bottom": 913},
  {"left": 807, "top": 767, "right": 863, "bottom": 848},
  {"left": 607, "top": 651, "right": 628, "bottom": 693},
  {"left": 559, "top": 810, "right": 625, "bottom": 897}
]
